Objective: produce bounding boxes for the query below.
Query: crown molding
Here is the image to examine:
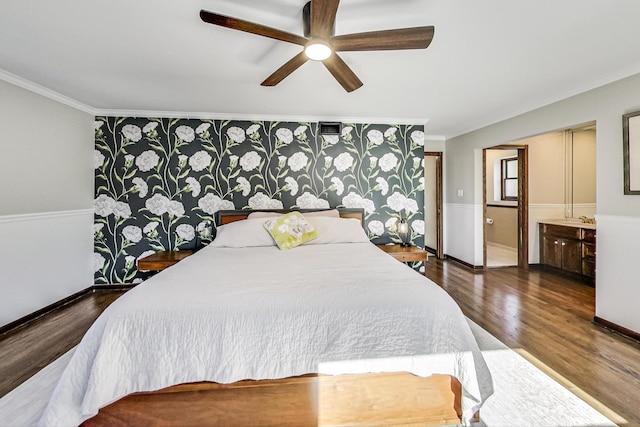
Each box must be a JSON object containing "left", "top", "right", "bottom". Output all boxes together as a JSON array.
[
  {"left": 0, "top": 68, "right": 434, "bottom": 128},
  {"left": 93, "top": 109, "right": 429, "bottom": 126},
  {"left": 0, "top": 68, "right": 96, "bottom": 115}
]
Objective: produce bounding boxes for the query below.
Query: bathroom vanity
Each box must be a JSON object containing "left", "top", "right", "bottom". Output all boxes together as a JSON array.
[{"left": 538, "top": 220, "right": 596, "bottom": 284}]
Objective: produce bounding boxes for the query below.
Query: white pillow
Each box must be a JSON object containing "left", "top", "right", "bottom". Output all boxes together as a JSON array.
[
  {"left": 304, "top": 217, "right": 370, "bottom": 245},
  {"left": 247, "top": 209, "right": 340, "bottom": 219},
  {"left": 246, "top": 211, "right": 281, "bottom": 219},
  {"left": 209, "top": 218, "right": 276, "bottom": 248},
  {"left": 303, "top": 209, "right": 341, "bottom": 218}
]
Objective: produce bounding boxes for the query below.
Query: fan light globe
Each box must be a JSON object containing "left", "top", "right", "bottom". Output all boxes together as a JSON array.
[{"left": 305, "top": 39, "right": 332, "bottom": 61}]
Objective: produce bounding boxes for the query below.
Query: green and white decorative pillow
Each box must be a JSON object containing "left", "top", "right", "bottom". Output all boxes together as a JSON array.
[{"left": 263, "top": 212, "right": 318, "bottom": 250}]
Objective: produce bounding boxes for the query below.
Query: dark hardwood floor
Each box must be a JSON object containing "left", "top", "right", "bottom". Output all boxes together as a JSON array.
[
  {"left": 1, "top": 260, "right": 639, "bottom": 425},
  {"left": 425, "top": 260, "right": 640, "bottom": 426},
  {"left": 0, "top": 289, "right": 127, "bottom": 398}
]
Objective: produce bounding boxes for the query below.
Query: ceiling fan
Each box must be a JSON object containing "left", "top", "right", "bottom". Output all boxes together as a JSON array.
[{"left": 200, "top": 0, "right": 434, "bottom": 92}]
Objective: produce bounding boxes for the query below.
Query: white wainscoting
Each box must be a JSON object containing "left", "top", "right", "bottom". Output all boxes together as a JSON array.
[
  {"left": 572, "top": 203, "right": 597, "bottom": 218},
  {"left": 594, "top": 214, "right": 640, "bottom": 335},
  {"left": 445, "top": 203, "right": 483, "bottom": 266},
  {"left": 0, "top": 209, "right": 94, "bottom": 327}
]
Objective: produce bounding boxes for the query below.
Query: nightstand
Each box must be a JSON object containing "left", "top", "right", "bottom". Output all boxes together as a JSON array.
[
  {"left": 137, "top": 250, "right": 193, "bottom": 271},
  {"left": 376, "top": 244, "right": 429, "bottom": 276}
]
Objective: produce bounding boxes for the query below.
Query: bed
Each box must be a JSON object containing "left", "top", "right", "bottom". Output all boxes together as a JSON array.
[{"left": 39, "top": 209, "right": 493, "bottom": 426}]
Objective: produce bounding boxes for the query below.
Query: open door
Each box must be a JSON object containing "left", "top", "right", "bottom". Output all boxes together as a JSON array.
[
  {"left": 424, "top": 152, "right": 443, "bottom": 259},
  {"left": 482, "top": 146, "right": 528, "bottom": 269}
]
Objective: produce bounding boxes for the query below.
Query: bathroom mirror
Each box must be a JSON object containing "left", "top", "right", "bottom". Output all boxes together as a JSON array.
[
  {"left": 566, "top": 125, "right": 596, "bottom": 218},
  {"left": 497, "top": 123, "right": 596, "bottom": 220}
]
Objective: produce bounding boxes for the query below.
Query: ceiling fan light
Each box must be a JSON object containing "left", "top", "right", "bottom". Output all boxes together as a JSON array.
[{"left": 305, "top": 39, "right": 332, "bottom": 61}]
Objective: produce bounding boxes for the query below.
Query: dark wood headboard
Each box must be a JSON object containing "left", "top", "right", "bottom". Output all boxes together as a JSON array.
[{"left": 215, "top": 209, "right": 364, "bottom": 227}]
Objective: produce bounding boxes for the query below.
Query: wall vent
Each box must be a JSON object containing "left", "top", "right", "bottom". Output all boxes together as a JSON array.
[{"left": 319, "top": 122, "right": 342, "bottom": 135}]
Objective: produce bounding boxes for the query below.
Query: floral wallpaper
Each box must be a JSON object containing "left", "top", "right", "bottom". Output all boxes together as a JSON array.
[{"left": 94, "top": 117, "right": 425, "bottom": 284}]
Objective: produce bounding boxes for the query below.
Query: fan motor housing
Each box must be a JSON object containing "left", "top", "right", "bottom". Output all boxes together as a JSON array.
[{"left": 303, "top": 2, "right": 335, "bottom": 38}]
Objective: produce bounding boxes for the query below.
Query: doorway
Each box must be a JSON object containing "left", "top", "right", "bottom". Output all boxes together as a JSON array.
[
  {"left": 424, "top": 152, "right": 443, "bottom": 259},
  {"left": 483, "top": 146, "right": 529, "bottom": 268}
]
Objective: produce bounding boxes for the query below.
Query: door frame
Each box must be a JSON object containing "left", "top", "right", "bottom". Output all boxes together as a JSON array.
[
  {"left": 424, "top": 152, "right": 444, "bottom": 259},
  {"left": 482, "top": 145, "right": 529, "bottom": 268}
]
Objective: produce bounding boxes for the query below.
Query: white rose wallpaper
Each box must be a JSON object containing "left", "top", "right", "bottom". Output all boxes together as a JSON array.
[{"left": 94, "top": 117, "right": 425, "bottom": 283}]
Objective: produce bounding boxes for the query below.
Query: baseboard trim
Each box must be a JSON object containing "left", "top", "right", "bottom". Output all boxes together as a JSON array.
[
  {"left": 424, "top": 245, "right": 437, "bottom": 255},
  {"left": 444, "top": 255, "right": 483, "bottom": 270},
  {"left": 93, "top": 283, "right": 137, "bottom": 292},
  {"left": 593, "top": 316, "right": 640, "bottom": 344},
  {"left": 0, "top": 283, "right": 136, "bottom": 336}
]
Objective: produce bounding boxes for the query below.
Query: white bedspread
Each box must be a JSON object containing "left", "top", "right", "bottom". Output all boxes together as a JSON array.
[{"left": 39, "top": 242, "right": 493, "bottom": 426}]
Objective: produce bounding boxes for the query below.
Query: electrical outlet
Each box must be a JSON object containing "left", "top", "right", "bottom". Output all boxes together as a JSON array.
[{"left": 457, "top": 189, "right": 464, "bottom": 197}]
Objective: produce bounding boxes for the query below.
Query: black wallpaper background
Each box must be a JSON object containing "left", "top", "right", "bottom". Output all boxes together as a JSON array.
[{"left": 94, "top": 117, "right": 425, "bottom": 283}]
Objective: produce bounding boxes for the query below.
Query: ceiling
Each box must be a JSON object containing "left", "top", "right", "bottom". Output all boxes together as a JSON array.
[{"left": 2, "top": 0, "right": 640, "bottom": 138}]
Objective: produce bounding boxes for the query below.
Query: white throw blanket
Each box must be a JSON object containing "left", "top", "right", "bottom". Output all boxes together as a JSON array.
[{"left": 39, "top": 242, "right": 493, "bottom": 425}]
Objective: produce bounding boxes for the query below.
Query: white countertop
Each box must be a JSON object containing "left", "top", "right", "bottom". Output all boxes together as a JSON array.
[{"left": 538, "top": 219, "right": 596, "bottom": 230}]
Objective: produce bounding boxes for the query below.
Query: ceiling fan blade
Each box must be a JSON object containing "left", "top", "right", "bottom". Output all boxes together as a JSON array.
[
  {"left": 310, "top": 0, "right": 340, "bottom": 39},
  {"left": 200, "top": 10, "right": 307, "bottom": 46},
  {"left": 322, "top": 53, "right": 363, "bottom": 92},
  {"left": 261, "top": 52, "right": 309, "bottom": 87},
  {"left": 332, "top": 26, "right": 435, "bottom": 51}
]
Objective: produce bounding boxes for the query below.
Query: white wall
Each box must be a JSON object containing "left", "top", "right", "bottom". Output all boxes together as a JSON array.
[
  {"left": 525, "top": 132, "right": 565, "bottom": 263},
  {"left": 0, "top": 79, "right": 94, "bottom": 327},
  {"left": 441, "top": 71, "right": 640, "bottom": 334}
]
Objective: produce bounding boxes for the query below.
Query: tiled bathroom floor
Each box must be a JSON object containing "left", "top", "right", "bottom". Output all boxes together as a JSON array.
[{"left": 486, "top": 242, "right": 518, "bottom": 267}]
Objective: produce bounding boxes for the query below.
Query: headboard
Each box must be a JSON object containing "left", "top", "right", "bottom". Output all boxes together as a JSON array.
[{"left": 215, "top": 209, "right": 364, "bottom": 227}]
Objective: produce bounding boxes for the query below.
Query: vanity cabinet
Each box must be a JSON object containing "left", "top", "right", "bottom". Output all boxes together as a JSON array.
[
  {"left": 539, "top": 223, "right": 595, "bottom": 282},
  {"left": 581, "top": 229, "right": 596, "bottom": 278}
]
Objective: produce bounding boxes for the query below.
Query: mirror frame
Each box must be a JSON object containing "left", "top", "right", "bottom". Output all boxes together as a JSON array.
[{"left": 623, "top": 110, "right": 640, "bottom": 195}]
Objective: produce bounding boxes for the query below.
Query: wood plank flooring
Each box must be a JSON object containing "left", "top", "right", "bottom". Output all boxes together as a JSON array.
[
  {"left": 1, "top": 260, "right": 639, "bottom": 425},
  {"left": 424, "top": 261, "right": 640, "bottom": 426},
  {"left": 0, "top": 289, "right": 126, "bottom": 398}
]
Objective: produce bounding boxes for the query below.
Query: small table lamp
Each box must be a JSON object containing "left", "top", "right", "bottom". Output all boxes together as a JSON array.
[{"left": 397, "top": 217, "right": 411, "bottom": 247}]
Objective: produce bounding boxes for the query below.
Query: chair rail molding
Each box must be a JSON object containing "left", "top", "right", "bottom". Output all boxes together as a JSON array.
[
  {"left": 0, "top": 208, "right": 93, "bottom": 224},
  {"left": 0, "top": 208, "right": 94, "bottom": 327}
]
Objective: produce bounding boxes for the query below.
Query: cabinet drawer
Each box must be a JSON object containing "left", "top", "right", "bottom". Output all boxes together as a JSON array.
[
  {"left": 542, "top": 224, "right": 580, "bottom": 239},
  {"left": 582, "top": 228, "right": 596, "bottom": 243},
  {"left": 582, "top": 242, "right": 596, "bottom": 259},
  {"left": 582, "top": 260, "right": 596, "bottom": 278}
]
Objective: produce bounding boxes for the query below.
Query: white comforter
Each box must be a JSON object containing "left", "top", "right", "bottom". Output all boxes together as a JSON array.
[{"left": 39, "top": 242, "right": 493, "bottom": 426}]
